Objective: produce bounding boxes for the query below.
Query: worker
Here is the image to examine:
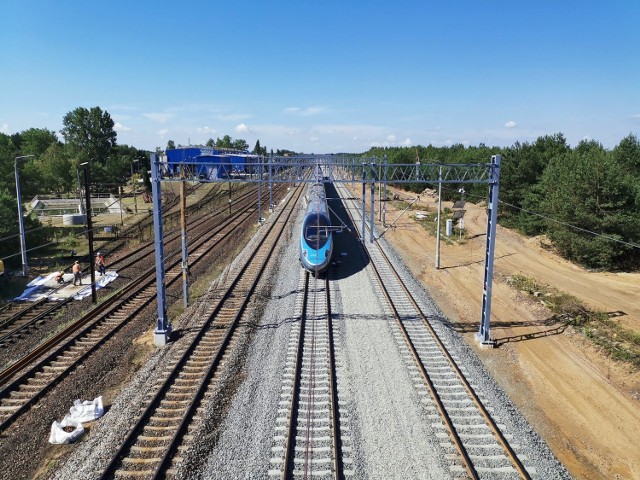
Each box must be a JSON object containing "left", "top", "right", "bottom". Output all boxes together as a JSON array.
[
  {"left": 95, "top": 252, "right": 106, "bottom": 276},
  {"left": 72, "top": 261, "right": 82, "bottom": 286},
  {"left": 54, "top": 270, "right": 65, "bottom": 285}
]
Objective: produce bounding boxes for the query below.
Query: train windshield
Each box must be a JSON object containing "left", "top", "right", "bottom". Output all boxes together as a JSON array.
[{"left": 304, "top": 215, "right": 330, "bottom": 248}]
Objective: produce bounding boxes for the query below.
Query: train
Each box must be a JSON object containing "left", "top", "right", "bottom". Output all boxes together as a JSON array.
[{"left": 299, "top": 180, "right": 333, "bottom": 274}]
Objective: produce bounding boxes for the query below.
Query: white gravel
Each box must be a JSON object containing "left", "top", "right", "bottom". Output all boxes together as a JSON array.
[{"left": 49, "top": 181, "right": 571, "bottom": 480}]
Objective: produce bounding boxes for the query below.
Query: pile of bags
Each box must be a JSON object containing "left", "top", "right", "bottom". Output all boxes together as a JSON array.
[{"left": 49, "top": 396, "right": 104, "bottom": 444}]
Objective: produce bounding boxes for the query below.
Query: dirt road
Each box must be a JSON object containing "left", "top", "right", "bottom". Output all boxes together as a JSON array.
[{"left": 373, "top": 188, "right": 640, "bottom": 480}]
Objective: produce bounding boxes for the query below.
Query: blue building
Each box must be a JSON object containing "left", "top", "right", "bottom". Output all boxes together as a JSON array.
[{"left": 165, "top": 147, "right": 252, "bottom": 180}]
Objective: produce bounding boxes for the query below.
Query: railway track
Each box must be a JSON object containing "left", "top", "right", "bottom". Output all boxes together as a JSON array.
[
  {"left": 336, "top": 182, "right": 533, "bottom": 479},
  {"left": 268, "top": 270, "right": 349, "bottom": 479},
  {"left": 97, "top": 180, "right": 305, "bottom": 479},
  {"left": 0, "top": 184, "right": 279, "bottom": 358},
  {"left": 0, "top": 299, "right": 70, "bottom": 348},
  {"left": 0, "top": 185, "right": 287, "bottom": 433}
]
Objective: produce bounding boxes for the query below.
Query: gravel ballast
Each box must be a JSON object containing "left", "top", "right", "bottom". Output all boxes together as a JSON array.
[{"left": 48, "top": 181, "right": 570, "bottom": 479}]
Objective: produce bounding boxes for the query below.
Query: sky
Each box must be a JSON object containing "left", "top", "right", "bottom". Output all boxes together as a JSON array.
[{"left": 1, "top": 0, "right": 639, "bottom": 154}]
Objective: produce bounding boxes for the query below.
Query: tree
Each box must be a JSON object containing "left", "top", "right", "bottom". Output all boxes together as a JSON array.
[
  {"left": 205, "top": 138, "right": 215, "bottom": 147},
  {"left": 166, "top": 140, "right": 176, "bottom": 150},
  {"left": 16, "top": 128, "right": 59, "bottom": 157},
  {"left": 232, "top": 138, "right": 249, "bottom": 151},
  {"left": 539, "top": 145, "right": 639, "bottom": 269},
  {"left": 0, "top": 190, "right": 46, "bottom": 266},
  {"left": 30, "top": 143, "right": 74, "bottom": 195},
  {"left": 500, "top": 133, "right": 569, "bottom": 233},
  {"left": 60, "top": 106, "right": 117, "bottom": 167},
  {"left": 215, "top": 135, "right": 233, "bottom": 148},
  {"left": 0, "top": 133, "right": 19, "bottom": 193},
  {"left": 252, "top": 139, "right": 262, "bottom": 155}
]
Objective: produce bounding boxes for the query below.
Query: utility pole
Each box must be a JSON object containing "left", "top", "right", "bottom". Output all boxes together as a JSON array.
[
  {"left": 14, "top": 155, "right": 35, "bottom": 277},
  {"left": 180, "top": 170, "right": 189, "bottom": 308},
  {"left": 435, "top": 166, "right": 442, "bottom": 269},
  {"left": 80, "top": 162, "right": 97, "bottom": 304}
]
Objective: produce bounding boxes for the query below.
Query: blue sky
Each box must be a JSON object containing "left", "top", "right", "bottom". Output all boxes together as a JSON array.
[{"left": 1, "top": 0, "right": 638, "bottom": 153}]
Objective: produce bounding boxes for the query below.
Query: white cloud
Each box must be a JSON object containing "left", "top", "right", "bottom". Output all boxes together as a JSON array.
[
  {"left": 217, "top": 113, "right": 250, "bottom": 121},
  {"left": 114, "top": 122, "right": 132, "bottom": 132},
  {"left": 284, "top": 106, "right": 329, "bottom": 116},
  {"left": 386, "top": 134, "right": 396, "bottom": 142},
  {"left": 196, "top": 126, "right": 216, "bottom": 134},
  {"left": 143, "top": 113, "right": 174, "bottom": 124},
  {"left": 0, "top": 123, "right": 8, "bottom": 134},
  {"left": 310, "top": 136, "right": 319, "bottom": 142},
  {"left": 505, "top": 120, "right": 517, "bottom": 128},
  {"left": 235, "top": 123, "right": 252, "bottom": 134},
  {"left": 401, "top": 138, "right": 412, "bottom": 146},
  {"left": 631, "top": 114, "right": 640, "bottom": 119},
  {"left": 157, "top": 129, "right": 169, "bottom": 137}
]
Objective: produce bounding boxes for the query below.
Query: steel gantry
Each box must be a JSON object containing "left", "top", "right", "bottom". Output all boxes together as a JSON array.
[{"left": 149, "top": 152, "right": 500, "bottom": 347}]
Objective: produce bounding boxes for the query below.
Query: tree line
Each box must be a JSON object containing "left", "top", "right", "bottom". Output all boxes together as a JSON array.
[
  {"left": 2, "top": 105, "right": 638, "bottom": 272},
  {"left": 367, "top": 133, "right": 640, "bottom": 271},
  {"left": 0, "top": 106, "right": 271, "bottom": 266}
]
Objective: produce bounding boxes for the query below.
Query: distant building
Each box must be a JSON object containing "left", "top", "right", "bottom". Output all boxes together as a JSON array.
[{"left": 164, "top": 146, "right": 258, "bottom": 180}]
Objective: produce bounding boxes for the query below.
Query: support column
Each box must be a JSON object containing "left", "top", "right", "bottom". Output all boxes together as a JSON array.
[
  {"left": 435, "top": 166, "right": 442, "bottom": 269},
  {"left": 369, "top": 163, "right": 375, "bottom": 243},
  {"left": 269, "top": 151, "right": 273, "bottom": 211},
  {"left": 477, "top": 154, "right": 501, "bottom": 347},
  {"left": 151, "top": 153, "right": 171, "bottom": 347},
  {"left": 82, "top": 165, "right": 97, "bottom": 304},
  {"left": 361, "top": 164, "right": 366, "bottom": 242},
  {"left": 258, "top": 159, "right": 263, "bottom": 224},
  {"left": 180, "top": 170, "right": 189, "bottom": 309},
  {"left": 383, "top": 155, "right": 388, "bottom": 226}
]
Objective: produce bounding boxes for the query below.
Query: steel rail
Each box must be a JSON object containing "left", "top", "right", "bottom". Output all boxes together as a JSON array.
[
  {"left": 0, "top": 298, "right": 72, "bottom": 346},
  {"left": 0, "top": 185, "right": 267, "bottom": 356},
  {"left": 0, "top": 186, "right": 285, "bottom": 432},
  {"left": 282, "top": 273, "right": 343, "bottom": 480},
  {"left": 0, "top": 299, "right": 48, "bottom": 329},
  {"left": 362, "top": 245, "right": 479, "bottom": 479},
  {"left": 338, "top": 182, "right": 530, "bottom": 479},
  {"left": 282, "top": 271, "right": 308, "bottom": 480},
  {"left": 325, "top": 274, "right": 344, "bottom": 480},
  {"left": 0, "top": 183, "right": 283, "bottom": 384},
  {"left": 373, "top": 241, "right": 531, "bottom": 479},
  {"left": 99, "top": 179, "right": 305, "bottom": 479}
]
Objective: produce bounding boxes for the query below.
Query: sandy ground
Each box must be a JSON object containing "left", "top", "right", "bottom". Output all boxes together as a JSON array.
[{"left": 365, "top": 187, "right": 640, "bottom": 480}]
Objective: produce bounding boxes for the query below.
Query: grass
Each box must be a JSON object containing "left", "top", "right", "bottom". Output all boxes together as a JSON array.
[{"left": 508, "top": 274, "right": 640, "bottom": 367}]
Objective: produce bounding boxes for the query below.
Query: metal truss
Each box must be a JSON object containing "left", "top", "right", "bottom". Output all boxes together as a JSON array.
[
  {"left": 158, "top": 155, "right": 493, "bottom": 186},
  {"left": 150, "top": 153, "right": 501, "bottom": 347}
]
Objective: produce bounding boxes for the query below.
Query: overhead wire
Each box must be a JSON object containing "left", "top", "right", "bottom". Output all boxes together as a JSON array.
[{"left": 439, "top": 185, "right": 640, "bottom": 250}]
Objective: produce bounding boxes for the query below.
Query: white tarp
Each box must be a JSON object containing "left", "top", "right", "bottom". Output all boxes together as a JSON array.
[
  {"left": 49, "top": 417, "right": 84, "bottom": 445},
  {"left": 48, "top": 396, "right": 105, "bottom": 445},
  {"left": 14, "top": 271, "right": 118, "bottom": 302},
  {"left": 67, "top": 396, "right": 104, "bottom": 423},
  {"left": 72, "top": 272, "right": 118, "bottom": 300}
]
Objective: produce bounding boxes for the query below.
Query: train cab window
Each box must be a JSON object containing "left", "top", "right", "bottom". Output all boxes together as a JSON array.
[{"left": 304, "top": 216, "right": 330, "bottom": 248}]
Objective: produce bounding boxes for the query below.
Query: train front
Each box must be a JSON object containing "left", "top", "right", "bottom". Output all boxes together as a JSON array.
[{"left": 300, "top": 187, "right": 333, "bottom": 273}]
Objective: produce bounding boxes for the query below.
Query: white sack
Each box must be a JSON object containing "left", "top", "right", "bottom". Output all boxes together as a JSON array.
[
  {"left": 49, "top": 417, "right": 84, "bottom": 444},
  {"left": 67, "top": 396, "right": 104, "bottom": 423}
]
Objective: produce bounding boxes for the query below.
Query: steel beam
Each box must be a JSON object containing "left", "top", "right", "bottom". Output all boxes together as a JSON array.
[
  {"left": 477, "top": 155, "right": 501, "bottom": 347},
  {"left": 151, "top": 153, "right": 171, "bottom": 347}
]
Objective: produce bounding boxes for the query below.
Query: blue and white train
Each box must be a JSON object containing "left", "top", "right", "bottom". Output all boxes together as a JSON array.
[{"left": 300, "top": 182, "right": 333, "bottom": 274}]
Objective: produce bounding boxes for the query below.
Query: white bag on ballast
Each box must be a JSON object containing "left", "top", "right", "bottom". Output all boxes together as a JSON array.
[
  {"left": 67, "top": 396, "right": 104, "bottom": 423},
  {"left": 49, "top": 417, "right": 84, "bottom": 444}
]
